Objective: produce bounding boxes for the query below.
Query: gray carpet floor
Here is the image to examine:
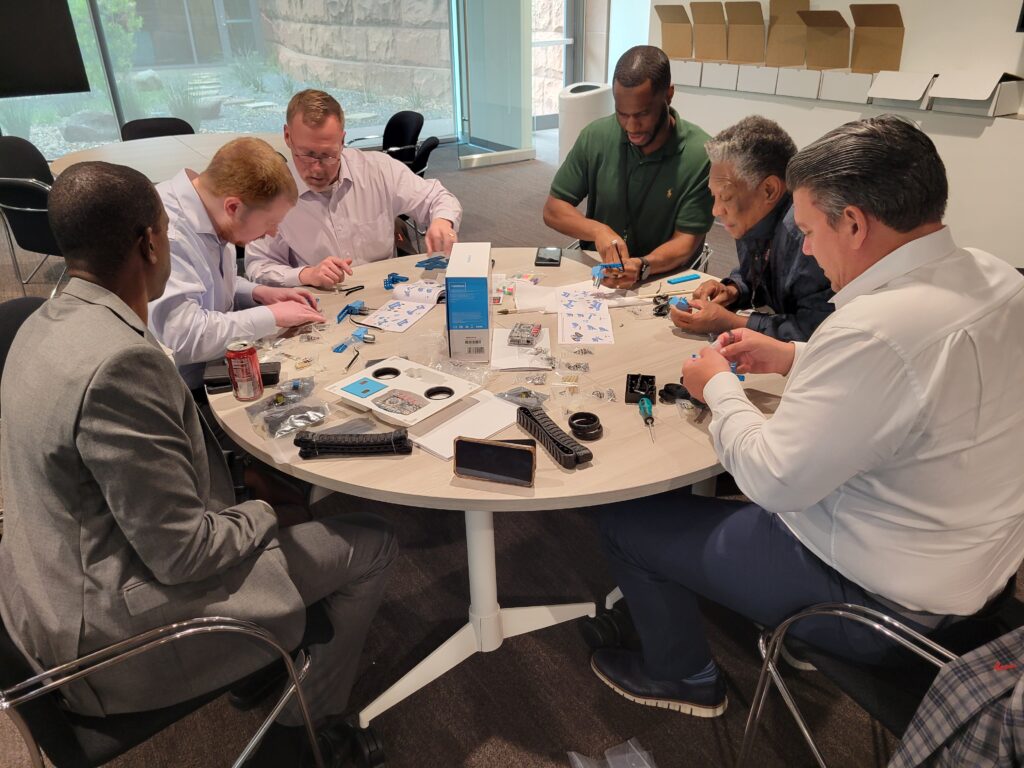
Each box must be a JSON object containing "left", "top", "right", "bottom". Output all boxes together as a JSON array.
[{"left": 0, "top": 140, "right": 908, "bottom": 768}]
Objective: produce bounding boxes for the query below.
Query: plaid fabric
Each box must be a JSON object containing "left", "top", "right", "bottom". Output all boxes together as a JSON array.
[{"left": 889, "top": 627, "right": 1024, "bottom": 767}]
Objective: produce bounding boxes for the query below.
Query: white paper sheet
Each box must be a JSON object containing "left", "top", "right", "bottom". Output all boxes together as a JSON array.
[
  {"left": 392, "top": 279, "right": 444, "bottom": 304},
  {"left": 409, "top": 391, "right": 519, "bottom": 460},
  {"left": 558, "top": 305, "right": 614, "bottom": 345},
  {"left": 362, "top": 300, "right": 434, "bottom": 333}
]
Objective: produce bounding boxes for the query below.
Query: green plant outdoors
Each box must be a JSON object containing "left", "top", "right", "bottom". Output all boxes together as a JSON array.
[{"left": 230, "top": 49, "right": 267, "bottom": 94}]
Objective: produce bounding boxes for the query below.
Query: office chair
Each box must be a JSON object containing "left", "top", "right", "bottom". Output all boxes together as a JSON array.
[
  {"left": 350, "top": 110, "right": 425, "bottom": 168},
  {"left": 120, "top": 117, "right": 195, "bottom": 141},
  {"left": 738, "top": 587, "right": 1024, "bottom": 767},
  {"left": 0, "top": 613, "right": 325, "bottom": 768},
  {"left": 0, "top": 137, "right": 64, "bottom": 297},
  {"left": 408, "top": 136, "right": 439, "bottom": 178}
]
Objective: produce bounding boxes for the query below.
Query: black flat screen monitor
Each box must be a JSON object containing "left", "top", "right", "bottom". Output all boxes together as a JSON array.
[{"left": 0, "top": 0, "right": 89, "bottom": 99}]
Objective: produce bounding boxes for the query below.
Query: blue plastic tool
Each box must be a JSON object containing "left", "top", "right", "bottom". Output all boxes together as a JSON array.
[
  {"left": 669, "top": 296, "right": 689, "bottom": 311},
  {"left": 667, "top": 273, "right": 700, "bottom": 285}
]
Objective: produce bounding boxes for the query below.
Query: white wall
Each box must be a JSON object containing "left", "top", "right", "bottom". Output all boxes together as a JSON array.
[{"left": 635, "top": 0, "right": 1024, "bottom": 265}]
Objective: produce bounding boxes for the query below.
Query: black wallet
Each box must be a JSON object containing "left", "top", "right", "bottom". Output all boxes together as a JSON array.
[
  {"left": 453, "top": 437, "right": 537, "bottom": 487},
  {"left": 203, "top": 361, "right": 282, "bottom": 394}
]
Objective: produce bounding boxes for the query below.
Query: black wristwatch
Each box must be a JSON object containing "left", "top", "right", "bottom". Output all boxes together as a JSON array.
[{"left": 637, "top": 256, "right": 651, "bottom": 281}]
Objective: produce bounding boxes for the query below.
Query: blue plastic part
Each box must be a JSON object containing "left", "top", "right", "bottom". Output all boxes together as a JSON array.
[
  {"left": 667, "top": 273, "right": 700, "bottom": 285},
  {"left": 336, "top": 299, "right": 365, "bottom": 323},
  {"left": 340, "top": 377, "right": 387, "bottom": 398},
  {"left": 351, "top": 327, "right": 369, "bottom": 341},
  {"left": 669, "top": 296, "right": 689, "bottom": 310},
  {"left": 332, "top": 341, "right": 349, "bottom": 353}
]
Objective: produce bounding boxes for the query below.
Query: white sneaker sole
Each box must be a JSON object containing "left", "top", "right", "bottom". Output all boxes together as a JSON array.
[{"left": 590, "top": 658, "right": 728, "bottom": 718}]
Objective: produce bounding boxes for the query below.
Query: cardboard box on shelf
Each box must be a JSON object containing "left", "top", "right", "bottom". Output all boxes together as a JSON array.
[
  {"left": 670, "top": 59, "right": 703, "bottom": 87},
  {"left": 818, "top": 70, "right": 874, "bottom": 103},
  {"left": 868, "top": 71, "right": 935, "bottom": 110},
  {"left": 929, "top": 71, "right": 1024, "bottom": 118},
  {"left": 850, "top": 4, "right": 904, "bottom": 74},
  {"left": 797, "top": 10, "right": 851, "bottom": 70},
  {"left": 737, "top": 65, "right": 780, "bottom": 94},
  {"left": 655, "top": 5, "right": 693, "bottom": 60},
  {"left": 766, "top": 0, "right": 809, "bottom": 67},
  {"left": 775, "top": 67, "right": 821, "bottom": 99},
  {"left": 700, "top": 62, "right": 740, "bottom": 90},
  {"left": 691, "top": 2, "right": 728, "bottom": 62},
  {"left": 725, "top": 2, "right": 765, "bottom": 64}
]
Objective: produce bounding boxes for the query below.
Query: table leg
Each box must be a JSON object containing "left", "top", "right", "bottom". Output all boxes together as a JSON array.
[
  {"left": 357, "top": 508, "right": 596, "bottom": 728},
  {"left": 691, "top": 476, "right": 717, "bottom": 497}
]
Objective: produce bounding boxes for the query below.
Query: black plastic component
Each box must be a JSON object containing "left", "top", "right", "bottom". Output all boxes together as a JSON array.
[
  {"left": 293, "top": 429, "right": 413, "bottom": 458},
  {"left": 658, "top": 383, "right": 690, "bottom": 404},
  {"left": 568, "top": 411, "right": 603, "bottom": 441},
  {"left": 516, "top": 406, "right": 593, "bottom": 469},
  {"left": 424, "top": 385, "right": 454, "bottom": 400},
  {"left": 624, "top": 373, "right": 656, "bottom": 404},
  {"left": 352, "top": 725, "right": 386, "bottom": 768},
  {"left": 371, "top": 366, "right": 401, "bottom": 380}
]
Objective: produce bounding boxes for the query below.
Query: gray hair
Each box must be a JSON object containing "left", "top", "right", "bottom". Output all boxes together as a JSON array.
[
  {"left": 614, "top": 46, "right": 671, "bottom": 94},
  {"left": 786, "top": 115, "right": 947, "bottom": 232},
  {"left": 704, "top": 116, "right": 797, "bottom": 189}
]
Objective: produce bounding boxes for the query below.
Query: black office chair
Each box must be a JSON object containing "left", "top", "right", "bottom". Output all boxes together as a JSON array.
[
  {"left": 408, "top": 136, "right": 439, "bottom": 178},
  {"left": 350, "top": 110, "right": 425, "bottom": 168},
  {"left": 0, "top": 613, "right": 324, "bottom": 768},
  {"left": 120, "top": 117, "right": 195, "bottom": 142},
  {"left": 0, "top": 137, "right": 64, "bottom": 298},
  {"left": 738, "top": 586, "right": 1024, "bottom": 767}
]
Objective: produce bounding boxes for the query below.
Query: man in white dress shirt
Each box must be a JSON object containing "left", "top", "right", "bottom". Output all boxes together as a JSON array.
[
  {"left": 589, "top": 115, "right": 1024, "bottom": 719},
  {"left": 245, "top": 89, "right": 463, "bottom": 289},
  {"left": 149, "top": 137, "right": 326, "bottom": 392}
]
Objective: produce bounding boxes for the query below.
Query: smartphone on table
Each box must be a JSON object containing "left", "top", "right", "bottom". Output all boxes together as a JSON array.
[{"left": 534, "top": 247, "right": 563, "bottom": 267}]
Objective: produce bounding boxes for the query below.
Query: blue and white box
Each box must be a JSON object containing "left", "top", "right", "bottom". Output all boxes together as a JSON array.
[{"left": 445, "top": 242, "right": 491, "bottom": 362}]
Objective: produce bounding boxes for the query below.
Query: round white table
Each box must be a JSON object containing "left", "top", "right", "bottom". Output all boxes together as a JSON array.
[{"left": 208, "top": 248, "right": 784, "bottom": 729}]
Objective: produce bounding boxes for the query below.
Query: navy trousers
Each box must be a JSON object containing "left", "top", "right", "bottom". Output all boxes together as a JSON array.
[{"left": 597, "top": 489, "right": 929, "bottom": 680}]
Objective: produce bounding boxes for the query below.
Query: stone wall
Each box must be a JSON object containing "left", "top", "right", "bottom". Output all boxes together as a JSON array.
[
  {"left": 260, "top": 0, "right": 453, "bottom": 106},
  {"left": 532, "top": 0, "right": 566, "bottom": 116}
]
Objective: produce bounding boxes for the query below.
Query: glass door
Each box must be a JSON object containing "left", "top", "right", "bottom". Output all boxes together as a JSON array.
[{"left": 451, "top": 0, "right": 535, "bottom": 168}]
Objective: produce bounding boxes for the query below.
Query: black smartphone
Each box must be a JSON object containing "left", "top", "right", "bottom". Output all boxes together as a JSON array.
[
  {"left": 534, "top": 247, "right": 563, "bottom": 267},
  {"left": 453, "top": 437, "right": 537, "bottom": 487}
]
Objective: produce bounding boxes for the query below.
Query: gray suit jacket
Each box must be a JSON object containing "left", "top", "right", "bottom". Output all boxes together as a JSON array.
[{"left": 0, "top": 279, "right": 305, "bottom": 716}]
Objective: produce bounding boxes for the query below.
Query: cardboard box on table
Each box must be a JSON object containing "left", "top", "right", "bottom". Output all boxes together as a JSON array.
[{"left": 797, "top": 10, "right": 850, "bottom": 70}]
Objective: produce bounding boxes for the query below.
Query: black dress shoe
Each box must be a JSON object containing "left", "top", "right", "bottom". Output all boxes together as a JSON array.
[
  {"left": 229, "top": 661, "right": 287, "bottom": 711},
  {"left": 590, "top": 647, "right": 727, "bottom": 718}
]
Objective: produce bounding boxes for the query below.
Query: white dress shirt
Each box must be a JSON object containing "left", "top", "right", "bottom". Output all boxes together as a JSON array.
[
  {"left": 703, "top": 227, "right": 1024, "bottom": 616},
  {"left": 149, "top": 170, "right": 277, "bottom": 389},
  {"left": 244, "top": 149, "right": 463, "bottom": 286}
]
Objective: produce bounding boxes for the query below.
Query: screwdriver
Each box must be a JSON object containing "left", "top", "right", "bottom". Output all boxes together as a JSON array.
[{"left": 638, "top": 396, "right": 655, "bottom": 442}]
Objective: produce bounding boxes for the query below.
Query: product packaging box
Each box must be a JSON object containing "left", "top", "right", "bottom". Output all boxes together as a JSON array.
[
  {"left": 691, "top": 2, "right": 728, "bottom": 62},
  {"left": 850, "top": 4, "right": 904, "bottom": 74},
  {"left": 725, "top": 2, "right": 765, "bottom": 64},
  {"left": 929, "top": 72, "right": 1024, "bottom": 117},
  {"left": 670, "top": 59, "right": 703, "bottom": 86},
  {"left": 701, "top": 62, "right": 740, "bottom": 90},
  {"left": 737, "top": 65, "right": 780, "bottom": 94},
  {"left": 818, "top": 70, "right": 874, "bottom": 103},
  {"left": 775, "top": 67, "right": 821, "bottom": 98},
  {"left": 766, "top": 0, "right": 809, "bottom": 67},
  {"left": 655, "top": 5, "right": 693, "bottom": 59},
  {"left": 797, "top": 10, "right": 851, "bottom": 70},
  {"left": 445, "top": 242, "right": 492, "bottom": 362},
  {"left": 868, "top": 71, "right": 935, "bottom": 110}
]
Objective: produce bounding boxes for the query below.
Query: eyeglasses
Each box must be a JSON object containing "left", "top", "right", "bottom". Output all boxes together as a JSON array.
[{"left": 293, "top": 150, "right": 342, "bottom": 167}]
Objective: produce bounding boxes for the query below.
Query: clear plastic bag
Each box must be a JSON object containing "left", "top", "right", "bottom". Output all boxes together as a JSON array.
[{"left": 567, "top": 739, "right": 658, "bottom": 768}]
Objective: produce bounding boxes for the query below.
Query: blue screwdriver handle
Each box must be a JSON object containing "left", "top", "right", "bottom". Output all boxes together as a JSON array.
[{"left": 638, "top": 396, "right": 654, "bottom": 424}]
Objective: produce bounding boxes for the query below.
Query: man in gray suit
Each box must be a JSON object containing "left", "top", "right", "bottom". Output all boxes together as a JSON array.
[{"left": 0, "top": 161, "right": 397, "bottom": 766}]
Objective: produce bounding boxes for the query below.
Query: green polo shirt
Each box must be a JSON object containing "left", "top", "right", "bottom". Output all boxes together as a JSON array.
[{"left": 550, "top": 108, "right": 713, "bottom": 258}]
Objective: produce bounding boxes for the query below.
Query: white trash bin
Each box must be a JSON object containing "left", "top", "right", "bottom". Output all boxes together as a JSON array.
[{"left": 558, "top": 82, "right": 614, "bottom": 163}]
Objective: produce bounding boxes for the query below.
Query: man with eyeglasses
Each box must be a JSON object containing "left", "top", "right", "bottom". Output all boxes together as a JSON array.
[{"left": 245, "top": 89, "right": 463, "bottom": 290}]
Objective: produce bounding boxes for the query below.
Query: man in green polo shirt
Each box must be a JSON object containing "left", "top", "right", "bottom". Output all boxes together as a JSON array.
[{"left": 544, "top": 45, "right": 713, "bottom": 289}]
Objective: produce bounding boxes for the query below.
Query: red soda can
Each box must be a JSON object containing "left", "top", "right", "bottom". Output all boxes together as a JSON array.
[{"left": 225, "top": 340, "right": 263, "bottom": 401}]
